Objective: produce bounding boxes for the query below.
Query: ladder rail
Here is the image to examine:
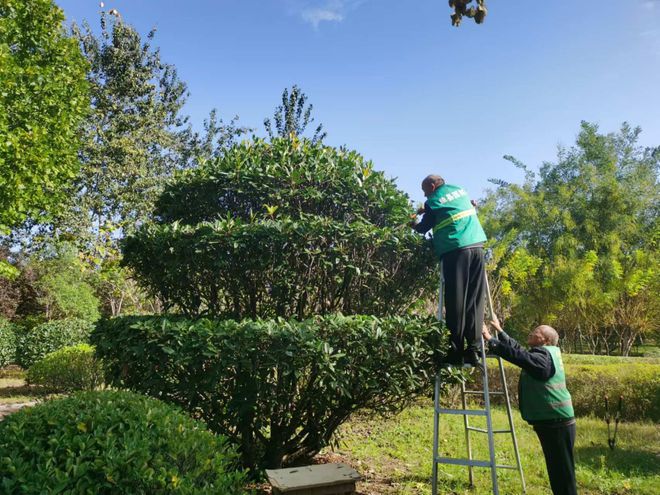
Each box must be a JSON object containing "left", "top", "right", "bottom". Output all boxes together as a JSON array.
[
  {"left": 498, "top": 351, "right": 527, "bottom": 492},
  {"left": 431, "top": 269, "right": 526, "bottom": 495},
  {"left": 460, "top": 378, "right": 474, "bottom": 486},
  {"left": 485, "top": 272, "right": 527, "bottom": 493}
]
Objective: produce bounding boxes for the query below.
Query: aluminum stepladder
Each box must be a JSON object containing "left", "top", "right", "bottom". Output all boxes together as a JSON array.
[{"left": 431, "top": 267, "right": 526, "bottom": 495}]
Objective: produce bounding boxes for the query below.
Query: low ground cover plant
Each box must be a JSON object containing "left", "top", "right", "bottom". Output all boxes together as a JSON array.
[
  {"left": 0, "top": 390, "right": 246, "bottom": 493},
  {"left": 93, "top": 314, "right": 448, "bottom": 471},
  {"left": 27, "top": 343, "right": 104, "bottom": 393}
]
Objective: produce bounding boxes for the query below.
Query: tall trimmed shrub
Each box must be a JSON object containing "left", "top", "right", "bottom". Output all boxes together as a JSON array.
[
  {"left": 113, "top": 138, "right": 447, "bottom": 471},
  {"left": 0, "top": 390, "right": 246, "bottom": 493},
  {"left": 93, "top": 315, "right": 448, "bottom": 470}
]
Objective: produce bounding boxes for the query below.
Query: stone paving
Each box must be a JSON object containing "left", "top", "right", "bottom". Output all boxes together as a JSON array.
[{"left": 0, "top": 401, "right": 36, "bottom": 421}]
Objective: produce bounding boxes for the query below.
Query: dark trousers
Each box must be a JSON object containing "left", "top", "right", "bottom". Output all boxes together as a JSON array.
[
  {"left": 442, "top": 247, "right": 486, "bottom": 355},
  {"left": 534, "top": 422, "right": 578, "bottom": 495}
]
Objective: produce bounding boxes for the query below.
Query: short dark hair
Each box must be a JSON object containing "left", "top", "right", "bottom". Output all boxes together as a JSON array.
[{"left": 422, "top": 175, "right": 445, "bottom": 188}]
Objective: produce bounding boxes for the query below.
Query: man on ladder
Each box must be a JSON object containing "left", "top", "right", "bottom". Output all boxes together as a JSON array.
[
  {"left": 411, "top": 174, "right": 487, "bottom": 367},
  {"left": 412, "top": 174, "right": 526, "bottom": 495}
]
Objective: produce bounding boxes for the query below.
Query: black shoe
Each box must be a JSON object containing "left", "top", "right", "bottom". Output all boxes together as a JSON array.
[
  {"left": 440, "top": 350, "right": 464, "bottom": 368},
  {"left": 463, "top": 350, "right": 484, "bottom": 371}
]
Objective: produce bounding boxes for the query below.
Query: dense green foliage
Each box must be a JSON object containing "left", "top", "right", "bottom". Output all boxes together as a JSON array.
[
  {"left": 64, "top": 15, "right": 192, "bottom": 245},
  {"left": 92, "top": 314, "right": 449, "bottom": 470},
  {"left": 15, "top": 318, "right": 92, "bottom": 368},
  {"left": 0, "top": 318, "right": 16, "bottom": 367},
  {"left": 0, "top": 0, "right": 88, "bottom": 234},
  {"left": 32, "top": 242, "right": 100, "bottom": 321},
  {"left": 481, "top": 122, "right": 659, "bottom": 354},
  {"left": 125, "top": 138, "right": 436, "bottom": 317},
  {"left": 27, "top": 344, "right": 103, "bottom": 392},
  {"left": 0, "top": 390, "right": 246, "bottom": 493},
  {"left": 482, "top": 356, "right": 660, "bottom": 422}
]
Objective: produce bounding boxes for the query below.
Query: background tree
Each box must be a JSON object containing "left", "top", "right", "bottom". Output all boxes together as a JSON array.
[
  {"left": 61, "top": 13, "right": 192, "bottom": 255},
  {"left": 481, "top": 122, "right": 659, "bottom": 354},
  {"left": 264, "top": 85, "right": 326, "bottom": 143},
  {"left": 31, "top": 242, "right": 100, "bottom": 322},
  {"left": 0, "top": 0, "right": 88, "bottom": 276}
]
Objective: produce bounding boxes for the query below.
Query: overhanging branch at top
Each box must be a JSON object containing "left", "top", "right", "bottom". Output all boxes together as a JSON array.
[{"left": 449, "top": 0, "right": 488, "bottom": 27}]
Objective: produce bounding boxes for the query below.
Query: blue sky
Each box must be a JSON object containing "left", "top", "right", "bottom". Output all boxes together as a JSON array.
[{"left": 57, "top": 0, "right": 660, "bottom": 202}]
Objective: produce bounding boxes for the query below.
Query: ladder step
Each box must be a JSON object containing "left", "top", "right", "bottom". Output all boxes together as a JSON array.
[
  {"left": 466, "top": 426, "right": 513, "bottom": 434},
  {"left": 435, "top": 457, "right": 492, "bottom": 468},
  {"left": 463, "top": 390, "right": 505, "bottom": 396},
  {"left": 436, "top": 408, "right": 487, "bottom": 416},
  {"left": 435, "top": 458, "right": 519, "bottom": 471}
]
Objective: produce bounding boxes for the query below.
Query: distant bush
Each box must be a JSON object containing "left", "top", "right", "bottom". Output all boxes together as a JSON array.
[
  {"left": 27, "top": 344, "right": 104, "bottom": 393},
  {"left": 0, "top": 390, "right": 246, "bottom": 493},
  {"left": 15, "top": 318, "right": 92, "bottom": 368},
  {"left": 483, "top": 356, "right": 660, "bottom": 422},
  {"left": 92, "top": 314, "right": 449, "bottom": 471},
  {"left": 0, "top": 319, "right": 16, "bottom": 367}
]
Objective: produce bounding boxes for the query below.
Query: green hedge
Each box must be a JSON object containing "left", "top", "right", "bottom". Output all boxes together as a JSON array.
[
  {"left": 92, "top": 314, "right": 450, "bottom": 471},
  {"left": 15, "top": 318, "right": 92, "bottom": 368},
  {"left": 27, "top": 344, "right": 104, "bottom": 393},
  {"left": 0, "top": 319, "right": 16, "bottom": 368},
  {"left": 124, "top": 138, "right": 438, "bottom": 320},
  {"left": 482, "top": 356, "right": 660, "bottom": 422},
  {"left": 0, "top": 390, "right": 246, "bottom": 493},
  {"left": 123, "top": 215, "right": 435, "bottom": 319}
]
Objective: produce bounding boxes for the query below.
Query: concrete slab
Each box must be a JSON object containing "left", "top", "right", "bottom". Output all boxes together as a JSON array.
[{"left": 266, "top": 463, "right": 361, "bottom": 494}]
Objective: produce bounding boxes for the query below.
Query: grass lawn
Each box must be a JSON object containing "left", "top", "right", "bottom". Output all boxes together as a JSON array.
[
  {"left": 329, "top": 401, "right": 659, "bottom": 495},
  {"left": 0, "top": 368, "right": 40, "bottom": 405}
]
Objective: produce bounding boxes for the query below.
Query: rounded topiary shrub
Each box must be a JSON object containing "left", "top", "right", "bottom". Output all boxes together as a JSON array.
[
  {"left": 0, "top": 319, "right": 16, "bottom": 368},
  {"left": 15, "top": 318, "right": 92, "bottom": 368},
  {"left": 93, "top": 314, "right": 450, "bottom": 471},
  {"left": 0, "top": 390, "right": 246, "bottom": 494},
  {"left": 27, "top": 344, "right": 104, "bottom": 393},
  {"left": 123, "top": 137, "right": 437, "bottom": 318}
]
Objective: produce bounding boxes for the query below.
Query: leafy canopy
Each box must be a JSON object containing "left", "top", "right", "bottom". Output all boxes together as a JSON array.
[
  {"left": 0, "top": 0, "right": 89, "bottom": 275},
  {"left": 124, "top": 137, "right": 437, "bottom": 318},
  {"left": 481, "top": 122, "right": 659, "bottom": 354}
]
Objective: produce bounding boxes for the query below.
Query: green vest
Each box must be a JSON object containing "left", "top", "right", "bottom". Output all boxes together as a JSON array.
[
  {"left": 426, "top": 184, "right": 487, "bottom": 259},
  {"left": 519, "top": 346, "right": 574, "bottom": 423}
]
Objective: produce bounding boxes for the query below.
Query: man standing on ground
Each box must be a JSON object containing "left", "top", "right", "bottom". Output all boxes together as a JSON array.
[
  {"left": 483, "top": 320, "right": 578, "bottom": 495},
  {"left": 411, "top": 174, "right": 487, "bottom": 367}
]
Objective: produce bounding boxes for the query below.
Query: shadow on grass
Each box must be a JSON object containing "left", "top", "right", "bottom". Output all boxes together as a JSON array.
[
  {"left": 0, "top": 384, "right": 42, "bottom": 400},
  {"left": 0, "top": 366, "right": 26, "bottom": 380},
  {"left": 576, "top": 445, "right": 659, "bottom": 476}
]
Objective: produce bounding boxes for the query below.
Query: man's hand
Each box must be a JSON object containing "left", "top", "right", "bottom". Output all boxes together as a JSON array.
[
  {"left": 409, "top": 213, "right": 418, "bottom": 228},
  {"left": 489, "top": 318, "right": 503, "bottom": 333},
  {"left": 416, "top": 206, "right": 426, "bottom": 215},
  {"left": 482, "top": 323, "right": 493, "bottom": 342}
]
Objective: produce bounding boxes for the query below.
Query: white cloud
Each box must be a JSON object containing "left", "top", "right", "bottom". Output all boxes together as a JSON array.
[
  {"left": 302, "top": 7, "right": 344, "bottom": 27},
  {"left": 288, "top": 0, "right": 368, "bottom": 28}
]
